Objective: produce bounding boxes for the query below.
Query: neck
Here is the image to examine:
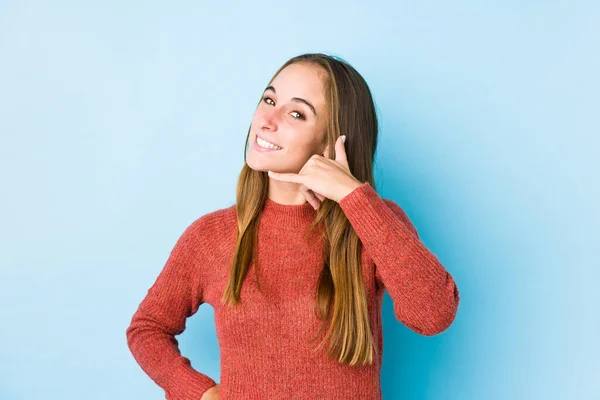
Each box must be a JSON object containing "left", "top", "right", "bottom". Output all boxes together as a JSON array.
[{"left": 260, "top": 196, "right": 317, "bottom": 229}]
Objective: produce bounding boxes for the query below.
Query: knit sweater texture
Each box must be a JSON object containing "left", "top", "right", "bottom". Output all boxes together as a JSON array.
[{"left": 126, "top": 182, "right": 460, "bottom": 399}]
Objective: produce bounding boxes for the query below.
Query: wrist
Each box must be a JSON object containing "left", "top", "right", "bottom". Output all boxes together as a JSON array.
[{"left": 337, "top": 180, "right": 362, "bottom": 203}]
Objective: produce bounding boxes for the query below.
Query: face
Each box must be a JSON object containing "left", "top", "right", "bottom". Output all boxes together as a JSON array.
[{"left": 246, "top": 62, "right": 329, "bottom": 174}]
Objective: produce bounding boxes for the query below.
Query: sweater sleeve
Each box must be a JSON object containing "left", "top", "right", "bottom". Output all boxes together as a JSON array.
[
  {"left": 338, "top": 182, "right": 460, "bottom": 336},
  {"left": 125, "top": 217, "right": 217, "bottom": 400}
]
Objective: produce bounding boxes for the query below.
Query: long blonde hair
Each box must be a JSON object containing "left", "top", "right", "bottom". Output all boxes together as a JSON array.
[{"left": 222, "top": 53, "right": 379, "bottom": 366}]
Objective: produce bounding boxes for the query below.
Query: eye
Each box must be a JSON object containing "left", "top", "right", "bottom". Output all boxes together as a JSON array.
[
  {"left": 262, "top": 96, "right": 306, "bottom": 120},
  {"left": 290, "top": 110, "right": 306, "bottom": 120}
]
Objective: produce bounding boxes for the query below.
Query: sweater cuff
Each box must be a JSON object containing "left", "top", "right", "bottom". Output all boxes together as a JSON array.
[{"left": 164, "top": 357, "right": 217, "bottom": 400}]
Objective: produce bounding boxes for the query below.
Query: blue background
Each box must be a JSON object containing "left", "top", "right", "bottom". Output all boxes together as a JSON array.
[{"left": 0, "top": 1, "right": 598, "bottom": 399}]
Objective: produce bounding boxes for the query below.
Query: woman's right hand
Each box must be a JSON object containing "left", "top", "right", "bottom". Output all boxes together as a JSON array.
[{"left": 200, "top": 384, "right": 220, "bottom": 400}]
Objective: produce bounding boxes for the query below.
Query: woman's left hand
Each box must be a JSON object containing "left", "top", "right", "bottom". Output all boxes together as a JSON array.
[{"left": 267, "top": 135, "right": 362, "bottom": 208}]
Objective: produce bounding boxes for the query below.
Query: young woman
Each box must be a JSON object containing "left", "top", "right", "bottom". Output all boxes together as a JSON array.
[{"left": 126, "top": 53, "right": 460, "bottom": 400}]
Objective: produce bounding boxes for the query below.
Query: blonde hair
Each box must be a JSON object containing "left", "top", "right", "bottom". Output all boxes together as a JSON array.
[{"left": 222, "top": 53, "right": 380, "bottom": 366}]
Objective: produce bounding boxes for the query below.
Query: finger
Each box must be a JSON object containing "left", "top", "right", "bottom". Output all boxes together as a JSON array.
[
  {"left": 268, "top": 170, "right": 303, "bottom": 184},
  {"left": 301, "top": 184, "right": 325, "bottom": 202},
  {"left": 334, "top": 135, "right": 349, "bottom": 167},
  {"left": 299, "top": 184, "right": 321, "bottom": 210}
]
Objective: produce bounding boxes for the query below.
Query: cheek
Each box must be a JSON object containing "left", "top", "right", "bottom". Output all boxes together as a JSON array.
[
  {"left": 250, "top": 111, "right": 262, "bottom": 126},
  {"left": 287, "top": 139, "right": 321, "bottom": 161},
  {"left": 252, "top": 104, "right": 269, "bottom": 120}
]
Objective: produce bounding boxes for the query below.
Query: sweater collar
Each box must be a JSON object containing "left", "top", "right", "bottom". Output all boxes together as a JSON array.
[{"left": 260, "top": 197, "right": 317, "bottom": 228}]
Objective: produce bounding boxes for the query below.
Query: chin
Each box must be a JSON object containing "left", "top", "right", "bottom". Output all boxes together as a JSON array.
[{"left": 245, "top": 158, "right": 269, "bottom": 172}]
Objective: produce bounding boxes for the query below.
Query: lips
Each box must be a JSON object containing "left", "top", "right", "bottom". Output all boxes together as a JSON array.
[{"left": 256, "top": 134, "right": 282, "bottom": 148}]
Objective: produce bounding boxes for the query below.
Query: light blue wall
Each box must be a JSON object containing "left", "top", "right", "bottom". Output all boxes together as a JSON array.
[{"left": 0, "top": 1, "right": 597, "bottom": 399}]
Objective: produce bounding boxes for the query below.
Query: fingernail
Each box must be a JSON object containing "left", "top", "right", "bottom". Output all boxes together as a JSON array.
[{"left": 341, "top": 135, "right": 346, "bottom": 143}]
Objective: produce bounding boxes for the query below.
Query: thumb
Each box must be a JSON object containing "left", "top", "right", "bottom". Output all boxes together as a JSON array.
[{"left": 335, "top": 135, "right": 349, "bottom": 167}]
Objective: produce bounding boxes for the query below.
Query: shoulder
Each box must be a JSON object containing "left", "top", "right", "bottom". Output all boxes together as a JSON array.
[
  {"left": 184, "top": 203, "right": 237, "bottom": 240},
  {"left": 192, "top": 202, "right": 236, "bottom": 227},
  {"left": 166, "top": 204, "right": 238, "bottom": 270},
  {"left": 166, "top": 203, "right": 236, "bottom": 257}
]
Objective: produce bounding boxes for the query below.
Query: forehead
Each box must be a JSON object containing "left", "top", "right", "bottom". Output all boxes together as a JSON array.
[{"left": 270, "top": 63, "right": 327, "bottom": 106}]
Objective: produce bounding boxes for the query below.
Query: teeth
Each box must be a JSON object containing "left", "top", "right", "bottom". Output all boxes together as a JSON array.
[{"left": 257, "top": 136, "right": 282, "bottom": 150}]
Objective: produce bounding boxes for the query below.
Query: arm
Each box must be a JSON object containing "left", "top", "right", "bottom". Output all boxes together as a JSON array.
[
  {"left": 338, "top": 182, "right": 460, "bottom": 336},
  {"left": 125, "top": 217, "right": 217, "bottom": 400}
]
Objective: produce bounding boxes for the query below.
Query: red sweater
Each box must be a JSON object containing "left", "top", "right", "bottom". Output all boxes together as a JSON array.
[{"left": 126, "top": 182, "right": 460, "bottom": 399}]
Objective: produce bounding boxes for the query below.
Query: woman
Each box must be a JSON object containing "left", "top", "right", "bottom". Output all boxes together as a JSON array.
[{"left": 126, "top": 52, "right": 460, "bottom": 400}]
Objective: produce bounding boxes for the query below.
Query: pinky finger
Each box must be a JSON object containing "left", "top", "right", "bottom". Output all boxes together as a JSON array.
[{"left": 313, "top": 192, "right": 326, "bottom": 201}]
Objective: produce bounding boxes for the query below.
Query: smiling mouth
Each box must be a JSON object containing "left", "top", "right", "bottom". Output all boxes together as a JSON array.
[{"left": 255, "top": 134, "right": 283, "bottom": 150}]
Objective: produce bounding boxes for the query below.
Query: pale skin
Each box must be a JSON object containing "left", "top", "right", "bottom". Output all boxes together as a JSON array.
[
  {"left": 246, "top": 62, "right": 362, "bottom": 209},
  {"left": 201, "top": 64, "right": 362, "bottom": 400}
]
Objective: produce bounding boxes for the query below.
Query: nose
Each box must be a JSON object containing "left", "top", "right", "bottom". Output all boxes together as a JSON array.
[{"left": 258, "top": 107, "right": 281, "bottom": 131}]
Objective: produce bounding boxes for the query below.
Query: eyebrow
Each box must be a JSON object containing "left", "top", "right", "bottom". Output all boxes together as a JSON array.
[{"left": 263, "top": 86, "right": 317, "bottom": 116}]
